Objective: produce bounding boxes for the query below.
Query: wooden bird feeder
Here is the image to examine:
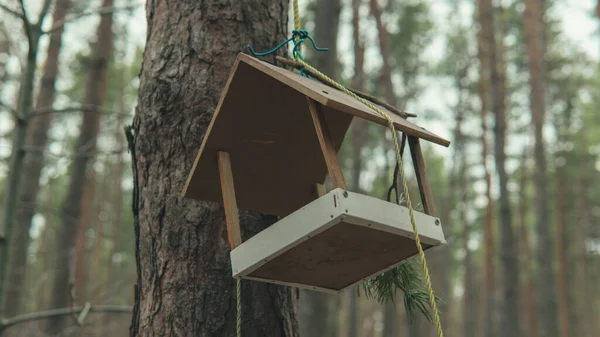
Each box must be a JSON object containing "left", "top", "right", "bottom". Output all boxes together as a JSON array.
[{"left": 182, "top": 53, "right": 450, "bottom": 293}]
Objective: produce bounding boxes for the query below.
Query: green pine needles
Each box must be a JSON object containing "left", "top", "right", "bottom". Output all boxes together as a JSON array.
[
  {"left": 360, "top": 143, "right": 443, "bottom": 324},
  {"left": 360, "top": 260, "right": 442, "bottom": 324}
]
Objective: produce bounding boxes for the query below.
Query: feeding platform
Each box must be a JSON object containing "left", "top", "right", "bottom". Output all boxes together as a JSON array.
[{"left": 182, "top": 53, "right": 450, "bottom": 292}]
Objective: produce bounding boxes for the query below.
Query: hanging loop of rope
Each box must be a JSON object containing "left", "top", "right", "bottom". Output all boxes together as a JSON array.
[{"left": 247, "top": 30, "right": 328, "bottom": 61}]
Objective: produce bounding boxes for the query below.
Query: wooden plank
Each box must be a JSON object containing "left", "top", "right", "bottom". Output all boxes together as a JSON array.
[
  {"left": 182, "top": 57, "right": 242, "bottom": 198},
  {"left": 315, "top": 183, "right": 326, "bottom": 197},
  {"left": 408, "top": 136, "right": 438, "bottom": 217},
  {"left": 230, "top": 189, "right": 445, "bottom": 292},
  {"left": 217, "top": 151, "right": 242, "bottom": 249},
  {"left": 181, "top": 57, "right": 353, "bottom": 217},
  {"left": 307, "top": 98, "right": 347, "bottom": 190},
  {"left": 239, "top": 53, "right": 451, "bottom": 148}
]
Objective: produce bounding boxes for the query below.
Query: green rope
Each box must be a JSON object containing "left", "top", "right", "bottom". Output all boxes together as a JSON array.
[{"left": 247, "top": 30, "right": 328, "bottom": 62}]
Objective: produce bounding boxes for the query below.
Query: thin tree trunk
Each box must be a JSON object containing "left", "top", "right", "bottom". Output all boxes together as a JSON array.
[
  {"left": 369, "top": 0, "right": 395, "bottom": 106},
  {"left": 347, "top": 1, "right": 365, "bottom": 336},
  {"left": 2, "top": 0, "right": 72, "bottom": 319},
  {"left": 129, "top": 1, "right": 297, "bottom": 336},
  {"left": 46, "top": 1, "right": 114, "bottom": 333},
  {"left": 73, "top": 169, "right": 96, "bottom": 305},
  {"left": 312, "top": 0, "right": 341, "bottom": 79},
  {"left": 475, "top": 1, "right": 496, "bottom": 335},
  {"left": 482, "top": 1, "right": 521, "bottom": 335},
  {"left": 104, "top": 68, "right": 128, "bottom": 306},
  {"left": 517, "top": 147, "right": 539, "bottom": 337},
  {"left": 298, "top": 2, "right": 342, "bottom": 335},
  {"left": 555, "top": 147, "right": 569, "bottom": 337},
  {"left": 0, "top": 2, "right": 53, "bottom": 314},
  {"left": 524, "top": 1, "right": 558, "bottom": 336}
]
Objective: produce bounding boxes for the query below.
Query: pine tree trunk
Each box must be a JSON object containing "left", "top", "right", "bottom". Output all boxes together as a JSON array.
[
  {"left": 483, "top": 1, "right": 521, "bottom": 336},
  {"left": 0, "top": 4, "right": 52, "bottom": 315},
  {"left": 517, "top": 148, "right": 539, "bottom": 337},
  {"left": 346, "top": 2, "right": 365, "bottom": 336},
  {"left": 298, "top": 1, "right": 342, "bottom": 335},
  {"left": 555, "top": 148, "right": 569, "bottom": 337},
  {"left": 369, "top": 0, "right": 395, "bottom": 106},
  {"left": 46, "top": 1, "right": 114, "bottom": 333},
  {"left": 524, "top": 1, "right": 558, "bottom": 336},
  {"left": 128, "top": 1, "right": 297, "bottom": 336},
  {"left": 311, "top": 0, "right": 341, "bottom": 78},
  {"left": 73, "top": 169, "right": 96, "bottom": 304},
  {"left": 475, "top": 1, "right": 496, "bottom": 335},
  {"left": 2, "top": 0, "right": 71, "bottom": 319}
]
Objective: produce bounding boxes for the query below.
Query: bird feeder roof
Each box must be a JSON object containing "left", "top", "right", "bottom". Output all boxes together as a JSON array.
[{"left": 182, "top": 53, "right": 450, "bottom": 217}]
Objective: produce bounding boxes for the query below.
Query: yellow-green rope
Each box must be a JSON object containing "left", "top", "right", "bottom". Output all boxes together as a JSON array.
[
  {"left": 237, "top": 1, "right": 445, "bottom": 337},
  {"left": 293, "top": 58, "right": 445, "bottom": 337}
]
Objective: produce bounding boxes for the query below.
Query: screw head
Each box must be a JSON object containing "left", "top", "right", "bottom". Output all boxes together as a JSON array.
[
  {"left": 343, "top": 191, "right": 349, "bottom": 198},
  {"left": 435, "top": 219, "right": 440, "bottom": 226}
]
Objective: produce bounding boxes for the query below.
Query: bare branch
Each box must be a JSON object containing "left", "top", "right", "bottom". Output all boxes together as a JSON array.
[
  {"left": 0, "top": 305, "right": 132, "bottom": 331},
  {"left": 36, "top": 0, "right": 53, "bottom": 25},
  {"left": 0, "top": 3, "right": 24, "bottom": 19},
  {"left": 43, "top": 3, "right": 142, "bottom": 34},
  {"left": 18, "top": 0, "right": 33, "bottom": 43},
  {"left": 29, "top": 104, "right": 128, "bottom": 119}
]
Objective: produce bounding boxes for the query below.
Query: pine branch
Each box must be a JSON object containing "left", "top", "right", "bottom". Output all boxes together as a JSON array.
[
  {"left": 0, "top": 305, "right": 132, "bottom": 332},
  {"left": 28, "top": 105, "right": 126, "bottom": 119}
]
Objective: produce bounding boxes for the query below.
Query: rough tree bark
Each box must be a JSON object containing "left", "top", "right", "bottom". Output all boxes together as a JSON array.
[
  {"left": 298, "top": 1, "right": 342, "bottom": 335},
  {"left": 475, "top": 1, "right": 496, "bottom": 335},
  {"left": 482, "top": 1, "right": 521, "bottom": 336},
  {"left": 523, "top": 1, "right": 558, "bottom": 337},
  {"left": 128, "top": 1, "right": 297, "bottom": 336},
  {"left": 3, "top": 0, "right": 71, "bottom": 319},
  {"left": 46, "top": 0, "right": 114, "bottom": 333}
]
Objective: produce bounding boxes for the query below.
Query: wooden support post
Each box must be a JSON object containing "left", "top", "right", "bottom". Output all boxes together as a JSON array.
[
  {"left": 408, "top": 136, "right": 438, "bottom": 217},
  {"left": 307, "top": 98, "right": 348, "bottom": 190},
  {"left": 217, "top": 151, "right": 242, "bottom": 249},
  {"left": 315, "top": 183, "right": 327, "bottom": 197}
]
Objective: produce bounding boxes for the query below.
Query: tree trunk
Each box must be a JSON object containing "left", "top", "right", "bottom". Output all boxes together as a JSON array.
[
  {"left": 369, "top": 0, "right": 395, "bottom": 106},
  {"left": 2, "top": 0, "right": 71, "bottom": 319},
  {"left": 475, "top": 1, "right": 496, "bottom": 335},
  {"left": 298, "top": 1, "right": 342, "bottom": 335},
  {"left": 555, "top": 147, "right": 569, "bottom": 337},
  {"left": 129, "top": 1, "right": 297, "bottom": 336},
  {"left": 73, "top": 169, "right": 96, "bottom": 304},
  {"left": 0, "top": 9, "right": 51, "bottom": 316},
  {"left": 524, "top": 1, "right": 558, "bottom": 336},
  {"left": 346, "top": 2, "right": 365, "bottom": 336},
  {"left": 46, "top": 1, "right": 114, "bottom": 333},
  {"left": 483, "top": 1, "right": 521, "bottom": 335},
  {"left": 311, "top": 0, "right": 341, "bottom": 79},
  {"left": 517, "top": 148, "right": 539, "bottom": 337},
  {"left": 104, "top": 67, "right": 128, "bottom": 306}
]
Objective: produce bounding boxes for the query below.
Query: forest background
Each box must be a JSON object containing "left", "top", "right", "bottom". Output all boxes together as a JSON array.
[{"left": 0, "top": 0, "right": 599, "bottom": 336}]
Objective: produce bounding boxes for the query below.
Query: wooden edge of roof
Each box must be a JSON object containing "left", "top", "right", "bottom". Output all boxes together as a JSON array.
[
  {"left": 181, "top": 53, "right": 451, "bottom": 199},
  {"left": 181, "top": 57, "right": 243, "bottom": 198},
  {"left": 238, "top": 53, "right": 451, "bottom": 148}
]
